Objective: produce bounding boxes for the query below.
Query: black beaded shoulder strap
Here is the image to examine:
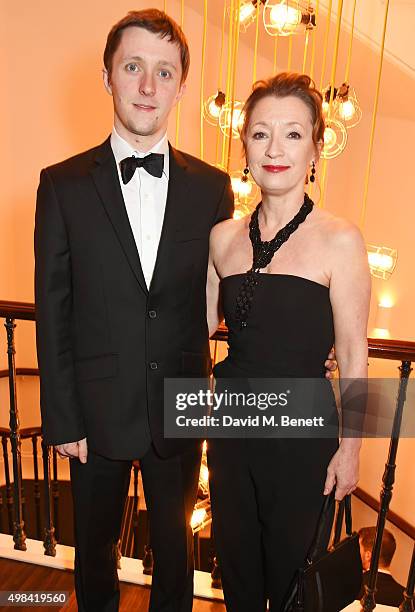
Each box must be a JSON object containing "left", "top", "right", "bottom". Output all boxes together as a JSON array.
[{"left": 235, "top": 193, "right": 314, "bottom": 329}]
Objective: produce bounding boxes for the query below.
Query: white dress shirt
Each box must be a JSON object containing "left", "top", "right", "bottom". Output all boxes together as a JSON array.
[{"left": 111, "top": 127, "right": 169, "bottom": 289}]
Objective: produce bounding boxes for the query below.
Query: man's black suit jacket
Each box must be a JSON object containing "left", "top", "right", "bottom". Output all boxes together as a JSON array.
[
  {"left": 35, "top": 137, "right": 234, "bottom": 460},
  {"left": 360, "top": 570, "right": 405, "bottom": 607}
]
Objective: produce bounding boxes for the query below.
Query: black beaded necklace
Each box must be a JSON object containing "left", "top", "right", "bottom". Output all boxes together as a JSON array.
[{"left": 235, "top": 193, "right": 314, "bottom": 329}]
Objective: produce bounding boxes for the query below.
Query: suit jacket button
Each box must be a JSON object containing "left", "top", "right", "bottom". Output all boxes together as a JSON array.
[
  {"left": 149, "top": 362, "right": 158, "bottom": 370},
  {"left": 148, "top": 310, "right": 157, "bottom": 319}
]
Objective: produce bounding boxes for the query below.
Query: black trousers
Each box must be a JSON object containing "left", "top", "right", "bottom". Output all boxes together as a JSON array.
[
  {"left": 208, "top": 437, "right": 337, "bottom": 612},
  {"left": 70, "top": 443, "right": 202, "bottom": 612}
]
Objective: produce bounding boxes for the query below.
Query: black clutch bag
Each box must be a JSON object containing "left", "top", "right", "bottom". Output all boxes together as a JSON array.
[{"left": 283, "top": 494, "right": 363, "bottom": 612}]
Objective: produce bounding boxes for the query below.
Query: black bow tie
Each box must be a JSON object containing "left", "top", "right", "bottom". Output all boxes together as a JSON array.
[{"left": 120, "top": 153, "right": 164, "bottom": 183}]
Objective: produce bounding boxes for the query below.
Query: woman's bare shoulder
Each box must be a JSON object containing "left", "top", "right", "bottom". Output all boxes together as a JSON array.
[
  {"left": 210, "top": 215, "right": 247, "bottom": 248},
  {"left": 311, "top": 208, "right": 365, "bottom": 248}
]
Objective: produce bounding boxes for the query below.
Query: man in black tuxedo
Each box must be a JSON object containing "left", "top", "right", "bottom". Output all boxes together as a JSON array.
[
  {"left": 359, "top": 526, "right": 405, "bottom": 607},
  {"left": 35, "top": 9, "right": 233, "bottom": 611}
]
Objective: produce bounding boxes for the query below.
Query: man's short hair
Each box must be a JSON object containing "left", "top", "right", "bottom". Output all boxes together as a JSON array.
[
  {"left": 359, "top": 527, "right": 397, "bottom": 568},
  {"left": 103, "top": 9, "right": 190, "bottom": 84}
]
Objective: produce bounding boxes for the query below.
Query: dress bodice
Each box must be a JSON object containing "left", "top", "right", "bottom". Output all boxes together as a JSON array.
[{"left": 214, "top": 273, "right": 333, "bottom": 379}]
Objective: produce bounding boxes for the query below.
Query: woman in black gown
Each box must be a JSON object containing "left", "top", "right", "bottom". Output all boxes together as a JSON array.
[{"left": 206, "top": 73, "right": 370, "bottom": 611}]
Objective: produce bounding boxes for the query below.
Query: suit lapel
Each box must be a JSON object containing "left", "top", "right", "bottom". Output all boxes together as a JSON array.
[
  {"left": 90, "top": 138, "right": 148, "bottom": 295},
  {"left": 149, "top": 145, "right": 189, "bottom": 293}
]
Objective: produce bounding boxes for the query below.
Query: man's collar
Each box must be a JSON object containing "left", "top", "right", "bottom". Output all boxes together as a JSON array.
[{"left": 111, "top": 128, "right": 169, "bottom": 178}]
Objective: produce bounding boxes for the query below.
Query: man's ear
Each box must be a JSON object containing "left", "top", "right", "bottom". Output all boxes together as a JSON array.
[
  {"left": 176, "top": 82, "right": 187, "bottom": 105},
  {"left": 103, "top": 68, "right": 112, "bottom": 96},
  {"left": 364, "top": 550, "right": 372, "bottom": 570}
]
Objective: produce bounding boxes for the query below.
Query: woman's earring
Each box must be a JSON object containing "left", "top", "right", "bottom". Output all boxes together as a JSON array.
[
  {"left": 310, "top": 161, "right": 316, "bottom": 183},
  {"left": 241, "top": 167, "right": 249, "bottom": 183}
]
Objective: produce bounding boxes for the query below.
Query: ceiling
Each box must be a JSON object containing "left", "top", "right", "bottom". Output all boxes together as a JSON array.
[{"left": 319, "top": 0, "right": 415, "bottom": 77}]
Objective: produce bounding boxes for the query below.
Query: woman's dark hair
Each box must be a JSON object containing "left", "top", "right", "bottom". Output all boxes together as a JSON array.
[
  {"left": 240, "top": 72, "right": 325, "bottom": 155},
  {"left": 104, "top": 9, "right": 190, "bottom": 84}
]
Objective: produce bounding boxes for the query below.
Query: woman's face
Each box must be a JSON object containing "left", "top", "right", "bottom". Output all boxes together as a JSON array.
[{"left": 245, "top": 95, "right": 318, "bottom": 197}]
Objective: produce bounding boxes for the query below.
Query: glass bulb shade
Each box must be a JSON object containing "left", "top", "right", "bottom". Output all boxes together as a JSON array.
[
  {"left": 231, "top": 176, "right": 253, "bottom": 198},
  {"left": 209, "top": 99, "right": 221, "bottom": 118},
  {"left": 203, "top": 92, "right": 225, "bottom": 127},
  {"left": 191, "top": 508, "right": 207, "bottom": 529},
  {"left": 230, "top": 170, "right": 258, "bottom": 206},
  {"left": 321, "top": 119, "right": 347, "bottom": 159},
  {"left": 270, "top": 3, "right": 301, "bottom": 31},
  {"left": 368, "top": 253, "right": 394, "bottom": 272},
  {"left": 199, "top": 464, "right": 209, "bottom": 485},
  {"left": 323, "top": 127, "right": 336, "bottom": 147},
  {"left": 240, "top": 1, "right": 256, "bottom": 23},
  {"left": 263, "top": 1, "right": 314, "bottom": 37},
  {"left": 235, "top": 1, "right": 259, "bottom": 32},
  {"left": 219, "top": 101, "right": 245, "bottom": 139},
  {"left": 333, "top": 85, "right": 362, "bottom": 129},
  {"left": 338, "top": 99, "right": 355, "bottom": 121},
  {"left": 367, "top": 245, "right": 397, "bottom": 280},
  {"left": 322, "top": 101, "right": 330, "bottom": 116},
  {"left": 233, "top": 209, "right": 245, "bottom": 220},
  {"left": 378, "top": 295, "right": 394, "bottom": 308},
  {"left": 372, "top": 327, "right": 391, "bottom": 339}
]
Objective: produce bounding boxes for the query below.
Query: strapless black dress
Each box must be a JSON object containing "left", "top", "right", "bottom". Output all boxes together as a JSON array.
[
  {"left": 208, "top": 274, "right": 339, "bottom": 612},
  {"left": 215, "top": 273, "right": 334, "bottom": 379}
]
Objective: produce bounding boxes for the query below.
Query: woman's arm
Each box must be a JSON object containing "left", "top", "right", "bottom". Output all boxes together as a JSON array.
[
  {"left": 324, "top": 221, "right": 371, "bottom": 500},
  {"left": 207, "top": 224, "right": 225, "bottom": 338}
]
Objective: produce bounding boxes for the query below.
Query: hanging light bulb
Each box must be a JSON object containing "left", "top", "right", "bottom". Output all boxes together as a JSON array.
[
  {"left": 263, "top": 1, "right": 316, "bottom": 37},
  {"left": 203, "top": 91, "right": 226, "bottom": 127},
  {"left": 191, "top": 507, "right": 207, "bottom": 529},
  {"left": 270, "top": 2, "right": 301, "bottom": 32},
  {"left": 233, "top": 209, "right": 245, "bottom": 220},
  {"left": 367, "top": 245, "right": 398, "bottom": 280},
  {"left": 321, "top": 84, "right": 337, "bottom": 118},
  {"left": 230, "top": 170, "right": 258, "bottom": 206},
  {"left": 321, "top": 119, "right": 347, "bottom": 159},
  {"left": 190, "top": 500, "right": 212, "bottom": 534},
  {"left": 199, "top": 464, "right": 209, "bottom": 487},
  {"left": 236, "top": 0, "right": 266, "bottom": 32},
  {"left": 333, "top": 83, "right": 362, "bottom": 129},
  {"left": 219, "top": 101, "right": 245, "bottom": 139},
  {"left": 238, "top": 1, "right": 256, "bottom": 30},
  {"left": 231, "top": 176, "right": 253, "bottom": 199}
]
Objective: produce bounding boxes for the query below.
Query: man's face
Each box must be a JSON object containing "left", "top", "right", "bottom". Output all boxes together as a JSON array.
[{"left": 103, "top": 26, "right": 186, "bottom": 150}]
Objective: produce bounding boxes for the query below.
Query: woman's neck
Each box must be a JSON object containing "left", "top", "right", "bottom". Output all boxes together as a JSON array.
[{"left": 260, "top": 186, "right": 308, "bottom": 234}]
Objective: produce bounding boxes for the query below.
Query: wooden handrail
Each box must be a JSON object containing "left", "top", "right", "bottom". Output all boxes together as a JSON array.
[
  {"left": 354, "top": 486, "right": 415, "bottom": 542},
  {"left": 0, "top": 300, "right": 35, "bottom": 321},
  {"left": 1, "top": 301, "right": 415, "bottom": 362},
  {"left": 212, "top": 324, "right": 415, "bottom": 362},
  {"left": 367, "top": 337, "right": 415, "bottom": 362},
  {"left": 0, "top": 426, "right": 42, "bottom": 439},
  {"left": 0, "top": 368, "right": 39, "bottom": 378}
]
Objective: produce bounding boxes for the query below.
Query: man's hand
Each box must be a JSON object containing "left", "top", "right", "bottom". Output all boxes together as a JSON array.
[
  {"left": 55, "top": 438, "right": 88, "bottom": 464},
  {"left": 325, "top": 348, "right": 337, "bottom": 380}
]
